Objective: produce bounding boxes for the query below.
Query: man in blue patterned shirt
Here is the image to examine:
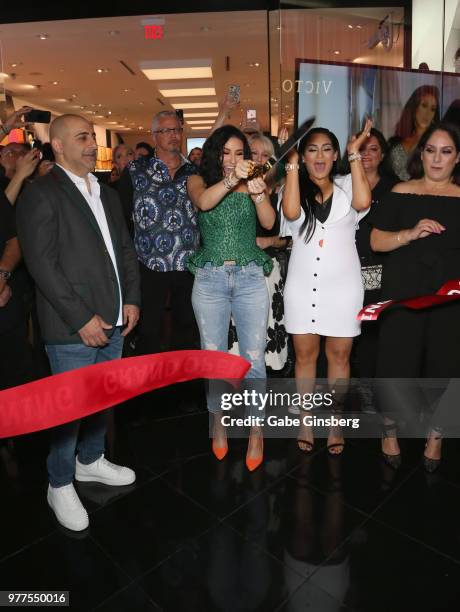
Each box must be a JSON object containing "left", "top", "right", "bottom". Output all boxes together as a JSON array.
[{"left": 120, "top": 110, "right": 200, "bottom": 355}]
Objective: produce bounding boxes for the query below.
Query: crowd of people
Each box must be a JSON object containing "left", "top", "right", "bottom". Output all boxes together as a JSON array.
[{"left": 1, "top": 83, "right": 460, "bottom": 531}]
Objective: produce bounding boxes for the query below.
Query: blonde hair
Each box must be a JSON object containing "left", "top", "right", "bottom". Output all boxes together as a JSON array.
[{"left": 248, "top": 133, "right": 275, "bottom": 158}]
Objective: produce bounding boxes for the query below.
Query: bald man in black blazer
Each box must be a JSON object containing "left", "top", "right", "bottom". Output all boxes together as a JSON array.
[{"left": 17, "top": 114, "right": 141, "bottom": 531}]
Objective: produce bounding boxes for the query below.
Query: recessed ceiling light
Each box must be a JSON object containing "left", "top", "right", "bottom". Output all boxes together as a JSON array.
[
  {"left": 80, "top": 106, "right": 87, "bottom": 109},
  {"left": 96, "top": 68, "right": 110, "bottom": 73},
  {"left": 37, "top": 34, "right": 49, "bottom": 40},
  {"left": 190, "top": 126, "right": 210, "bottom": 130},
  {"left": 186, "top": 120, "right": 215, "bottom": 125},
  {"left": 200, "top": 26, "right": 211, "bottom": 32},
  {"left": 356, "top": 25, "right": 362, "bottom": 30},
  {"left": 139, "top": 102, "right": 144, "bottom": 105},
  {"left": 122, "top": 88, "right": 132, "bottom": 93},
  {"left": 138, "top": 126, "right": 144, "bottom": 130},
  {"left": 51, "top": 81, "right": 59, "bottom": 85},
  {"left": 22, "top": 84, "right": 37, "bottom": 89},
  {"left": 108, "top": 110, "right": 112, "bottom": 115},
  {"left": 248, "top": 62, "right": 261, "bottom": 67},
  {"left": 333, "top": 50, "right": 340, "bottom": 55},
  {"left": 55, "top": 98, "right": 67, "bottom": 102},
  {"left": 107, "top": 121, "right": 118, "bottom": 125},
  {"left": 95, "top": 115, "right": 104, "bottom": 118},
  {"left": 140, "top": 59, "right": 213, "bottom": 80},
  {"left": 171, "top": 102, "right": 218, "bottom": 109},
  {"left": 159, "top": 87, "right": 216, "bottom": 97},
  {"left": 108, "top": 30, "right": 120, "bottom": 36},
  {"left": 348, "top": 24, "right": 354, "bottom": 29},
  {"left": 10, "top": 62, "right": 22, "bottom": 68},
  {"left": 183, "top": 112, "right": 219, "bottom": 118},
  {"left": 71, "top": 93, "right": 78, "bottom": 98}
]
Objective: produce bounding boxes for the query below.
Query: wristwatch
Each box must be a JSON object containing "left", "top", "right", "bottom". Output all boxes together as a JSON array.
[{"left": 0, "top": 269, "right": 11, "bottom": 280}]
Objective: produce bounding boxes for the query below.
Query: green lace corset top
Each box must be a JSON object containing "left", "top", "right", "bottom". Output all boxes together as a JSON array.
[{"left": 187, "top": 191, "right": 273, "bottom": 275}]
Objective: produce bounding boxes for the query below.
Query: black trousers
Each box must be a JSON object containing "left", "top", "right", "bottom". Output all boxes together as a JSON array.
[
  {"left": 375, "top": 301, "right": 460, "bottom": 432},
  {"left": 136, "top": 263, "right": 199, "bottom": 355}
]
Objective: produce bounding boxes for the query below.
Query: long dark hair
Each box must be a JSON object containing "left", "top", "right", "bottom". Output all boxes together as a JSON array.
[
  {"left": 407, "top": 122, "right": 460, "bottom": 185},
  {"left": 393, "top": 85, "right": 440, "bottom": 139},
  {"left": 200, "top": 125, "right": 251, "bottom": 187},
  {"left": 298, "top": 127, "right": 341, "bottom": 243}
]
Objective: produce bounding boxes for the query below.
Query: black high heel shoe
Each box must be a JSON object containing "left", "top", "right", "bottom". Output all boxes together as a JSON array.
[
  {"left": 423, "top": 430, "right": 442, "bottom": 473},
  {"left": 381, "top": 422, "right": 401, "bottom": 470}
]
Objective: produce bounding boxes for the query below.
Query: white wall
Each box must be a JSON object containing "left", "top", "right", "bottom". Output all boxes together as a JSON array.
[{"left": 412, "top": 0, "right": 444, "bottom": 70}]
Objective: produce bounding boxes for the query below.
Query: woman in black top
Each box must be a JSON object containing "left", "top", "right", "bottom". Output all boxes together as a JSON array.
[
  {"left": 353, "top": 129, "right": 398, "bottom": 381},
  {"left": 371, "top": 122, "right": 460, "bottom": 471}
]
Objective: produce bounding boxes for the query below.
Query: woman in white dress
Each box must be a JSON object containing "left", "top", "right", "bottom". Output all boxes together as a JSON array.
[{"left": 282, "top": 120, "right": 372, "bottom": 454}]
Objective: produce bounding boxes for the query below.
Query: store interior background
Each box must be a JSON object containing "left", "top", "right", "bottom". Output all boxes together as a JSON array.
[{"left": 1, "top": 1, "right": 459, "bottom": 169}]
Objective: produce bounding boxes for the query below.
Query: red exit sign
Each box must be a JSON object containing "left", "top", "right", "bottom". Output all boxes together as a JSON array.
[{"left": 144, "top": 25, "right": 164, "bottom": 39}]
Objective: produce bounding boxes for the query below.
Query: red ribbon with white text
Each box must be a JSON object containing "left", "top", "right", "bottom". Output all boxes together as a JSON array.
[
  {"left": 0, "top": 351, "right": 250, "bottom": 439},
  {"left": 357, "top": 279, "right": 460, "bottom": 321}
]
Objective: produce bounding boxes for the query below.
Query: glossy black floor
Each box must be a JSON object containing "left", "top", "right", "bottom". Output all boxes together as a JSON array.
[{"left": 2, "top": 385, "right": 460, "bottom": 612}]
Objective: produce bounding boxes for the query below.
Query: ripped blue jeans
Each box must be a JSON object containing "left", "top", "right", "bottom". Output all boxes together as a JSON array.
[{"left": 192, "top": 262, "right": 269, "bottom": 414}]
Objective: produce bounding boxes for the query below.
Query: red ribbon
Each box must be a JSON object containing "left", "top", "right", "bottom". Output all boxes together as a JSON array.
[
  {"left": 357, "top": 279, "right": 460, "bottom": 321},
  {"left": 0, "top": 351, "right": 250, "bottom": 439}
]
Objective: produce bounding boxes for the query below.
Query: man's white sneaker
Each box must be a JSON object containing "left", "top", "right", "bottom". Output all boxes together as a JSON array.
[
  {"left": 75, "top": 455, "right": 136, "bottom": 486},
  {"left": 47, "top": 483, "right": 89, "bottom": 532}
]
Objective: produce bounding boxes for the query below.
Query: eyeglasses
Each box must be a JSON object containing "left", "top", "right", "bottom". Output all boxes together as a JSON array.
[{"left": 153, "top": 127, "right": 183, "bottom": 135}]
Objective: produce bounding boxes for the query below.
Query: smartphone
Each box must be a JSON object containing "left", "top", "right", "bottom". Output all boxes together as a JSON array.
[
  {"left": 25, "top": 109, "right": 51, "bottom": 124},
  {"left": 228, "top": 84, "right": 240, "bottom": 105},
  {"left": 175, "top": 109, "right": 184, "bottom": 124}
]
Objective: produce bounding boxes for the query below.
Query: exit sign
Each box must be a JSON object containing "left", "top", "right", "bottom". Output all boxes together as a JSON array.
[{"left": 144, "top": 25, "right": 164, "bottom": 39}]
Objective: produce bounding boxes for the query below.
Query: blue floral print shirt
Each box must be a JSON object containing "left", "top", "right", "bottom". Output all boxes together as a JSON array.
[{"left": 128, "top": 155, "right": 199, "bottom": 272}]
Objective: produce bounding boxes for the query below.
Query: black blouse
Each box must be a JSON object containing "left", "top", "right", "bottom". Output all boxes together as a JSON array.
[
  {"left": 372, "top": 192, "right": 460, "bottom": 300},
  {"left": 355, "top": 175, "right": 398, "bottom": 267}
]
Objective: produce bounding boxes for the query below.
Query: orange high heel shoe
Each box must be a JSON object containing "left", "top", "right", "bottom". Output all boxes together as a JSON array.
[
  {"left": 212, "top": 439, "right": 228, "bottom": 461},
  {"left": 246, "top": 436, "right": 263, "bottom": 472}
]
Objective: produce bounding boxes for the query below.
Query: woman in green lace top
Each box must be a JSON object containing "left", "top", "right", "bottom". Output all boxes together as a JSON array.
[{"left": 187, "top": 125, "right": 275, "bottom": 471}]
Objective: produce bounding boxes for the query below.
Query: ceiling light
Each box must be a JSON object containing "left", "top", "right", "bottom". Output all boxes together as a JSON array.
[
  {"left": 200, "top": 26, "right": 211, "bottom": 32},
  {"left": 190, "top": 126, "right": 210, "bottom": 130},
  {"left": 95, "top": 115, "right": 104, "bottom": 118},
  {"left": 183, "top": 112, "right": 219, "bottom": 118},
  {"left": 22, "top": 84, "right": 37, "bottom": 89},
  {"left": 159, "top": 87, "right": 216, "bottom": 98},
  {"left": 51, "top": 81, "right": 59, "bottom": 85},
  {"left": 71, "top": 93, "right": 77, "bottom": 98},
  {"left": 10, "top": 62, "right": 21, "bottom": 67},
  {"left": 96, "top": 68, "right": 110, "bottom": 73},
  {"left": 107, "top": 121, "right": 118, "bottom": 125},
  {"left": 333, "top": 50, "right": 340, "bottom": 55},
  {"left": 140, "top": 59, "right": 212, "bottom": 80},
  {"left": 108, "top": 111, "right": 112, "bottom": 115},
  {"left": 186, "top": 120, "right": 215, "bottom": 125},
  {"left": 37, "top": 34, "right": 49, "bottom": 40},
  {"left": 122, "top": 88, "right": 132, "bottom": 93},
  {"left": 108, "top": 30, "right": 120, "bottom": 35},
  {"left": 356, "top": 25, "right": 362, "bottom": 30},
  {"left": 138, "top": 126, "right": 144, "bottom": 130},
  {"left": 248, "top": 62, "right": 261, "bottom": 67},
  {"left": 55, "top": 98, "right": 67, "bottom": 102},
  {"left": 348, "top": 24, "right": 354, "bottom": 29},
  {"left": 171, "top": 102, "right": 218, "bottom": 109}
]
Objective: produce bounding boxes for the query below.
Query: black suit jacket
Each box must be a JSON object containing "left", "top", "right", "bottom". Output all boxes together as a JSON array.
[{"left": 16, "top": 165, "right": 141, "bottom": 344}]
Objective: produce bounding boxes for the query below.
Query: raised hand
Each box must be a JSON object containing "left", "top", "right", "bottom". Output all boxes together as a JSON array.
[{"left": 347, "top": 118, "right": 373, "bottom": 154}]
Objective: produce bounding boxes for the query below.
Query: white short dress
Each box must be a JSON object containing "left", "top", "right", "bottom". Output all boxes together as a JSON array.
[{"left": 284, "top": 174, "right": 367, "bottom": 337}]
